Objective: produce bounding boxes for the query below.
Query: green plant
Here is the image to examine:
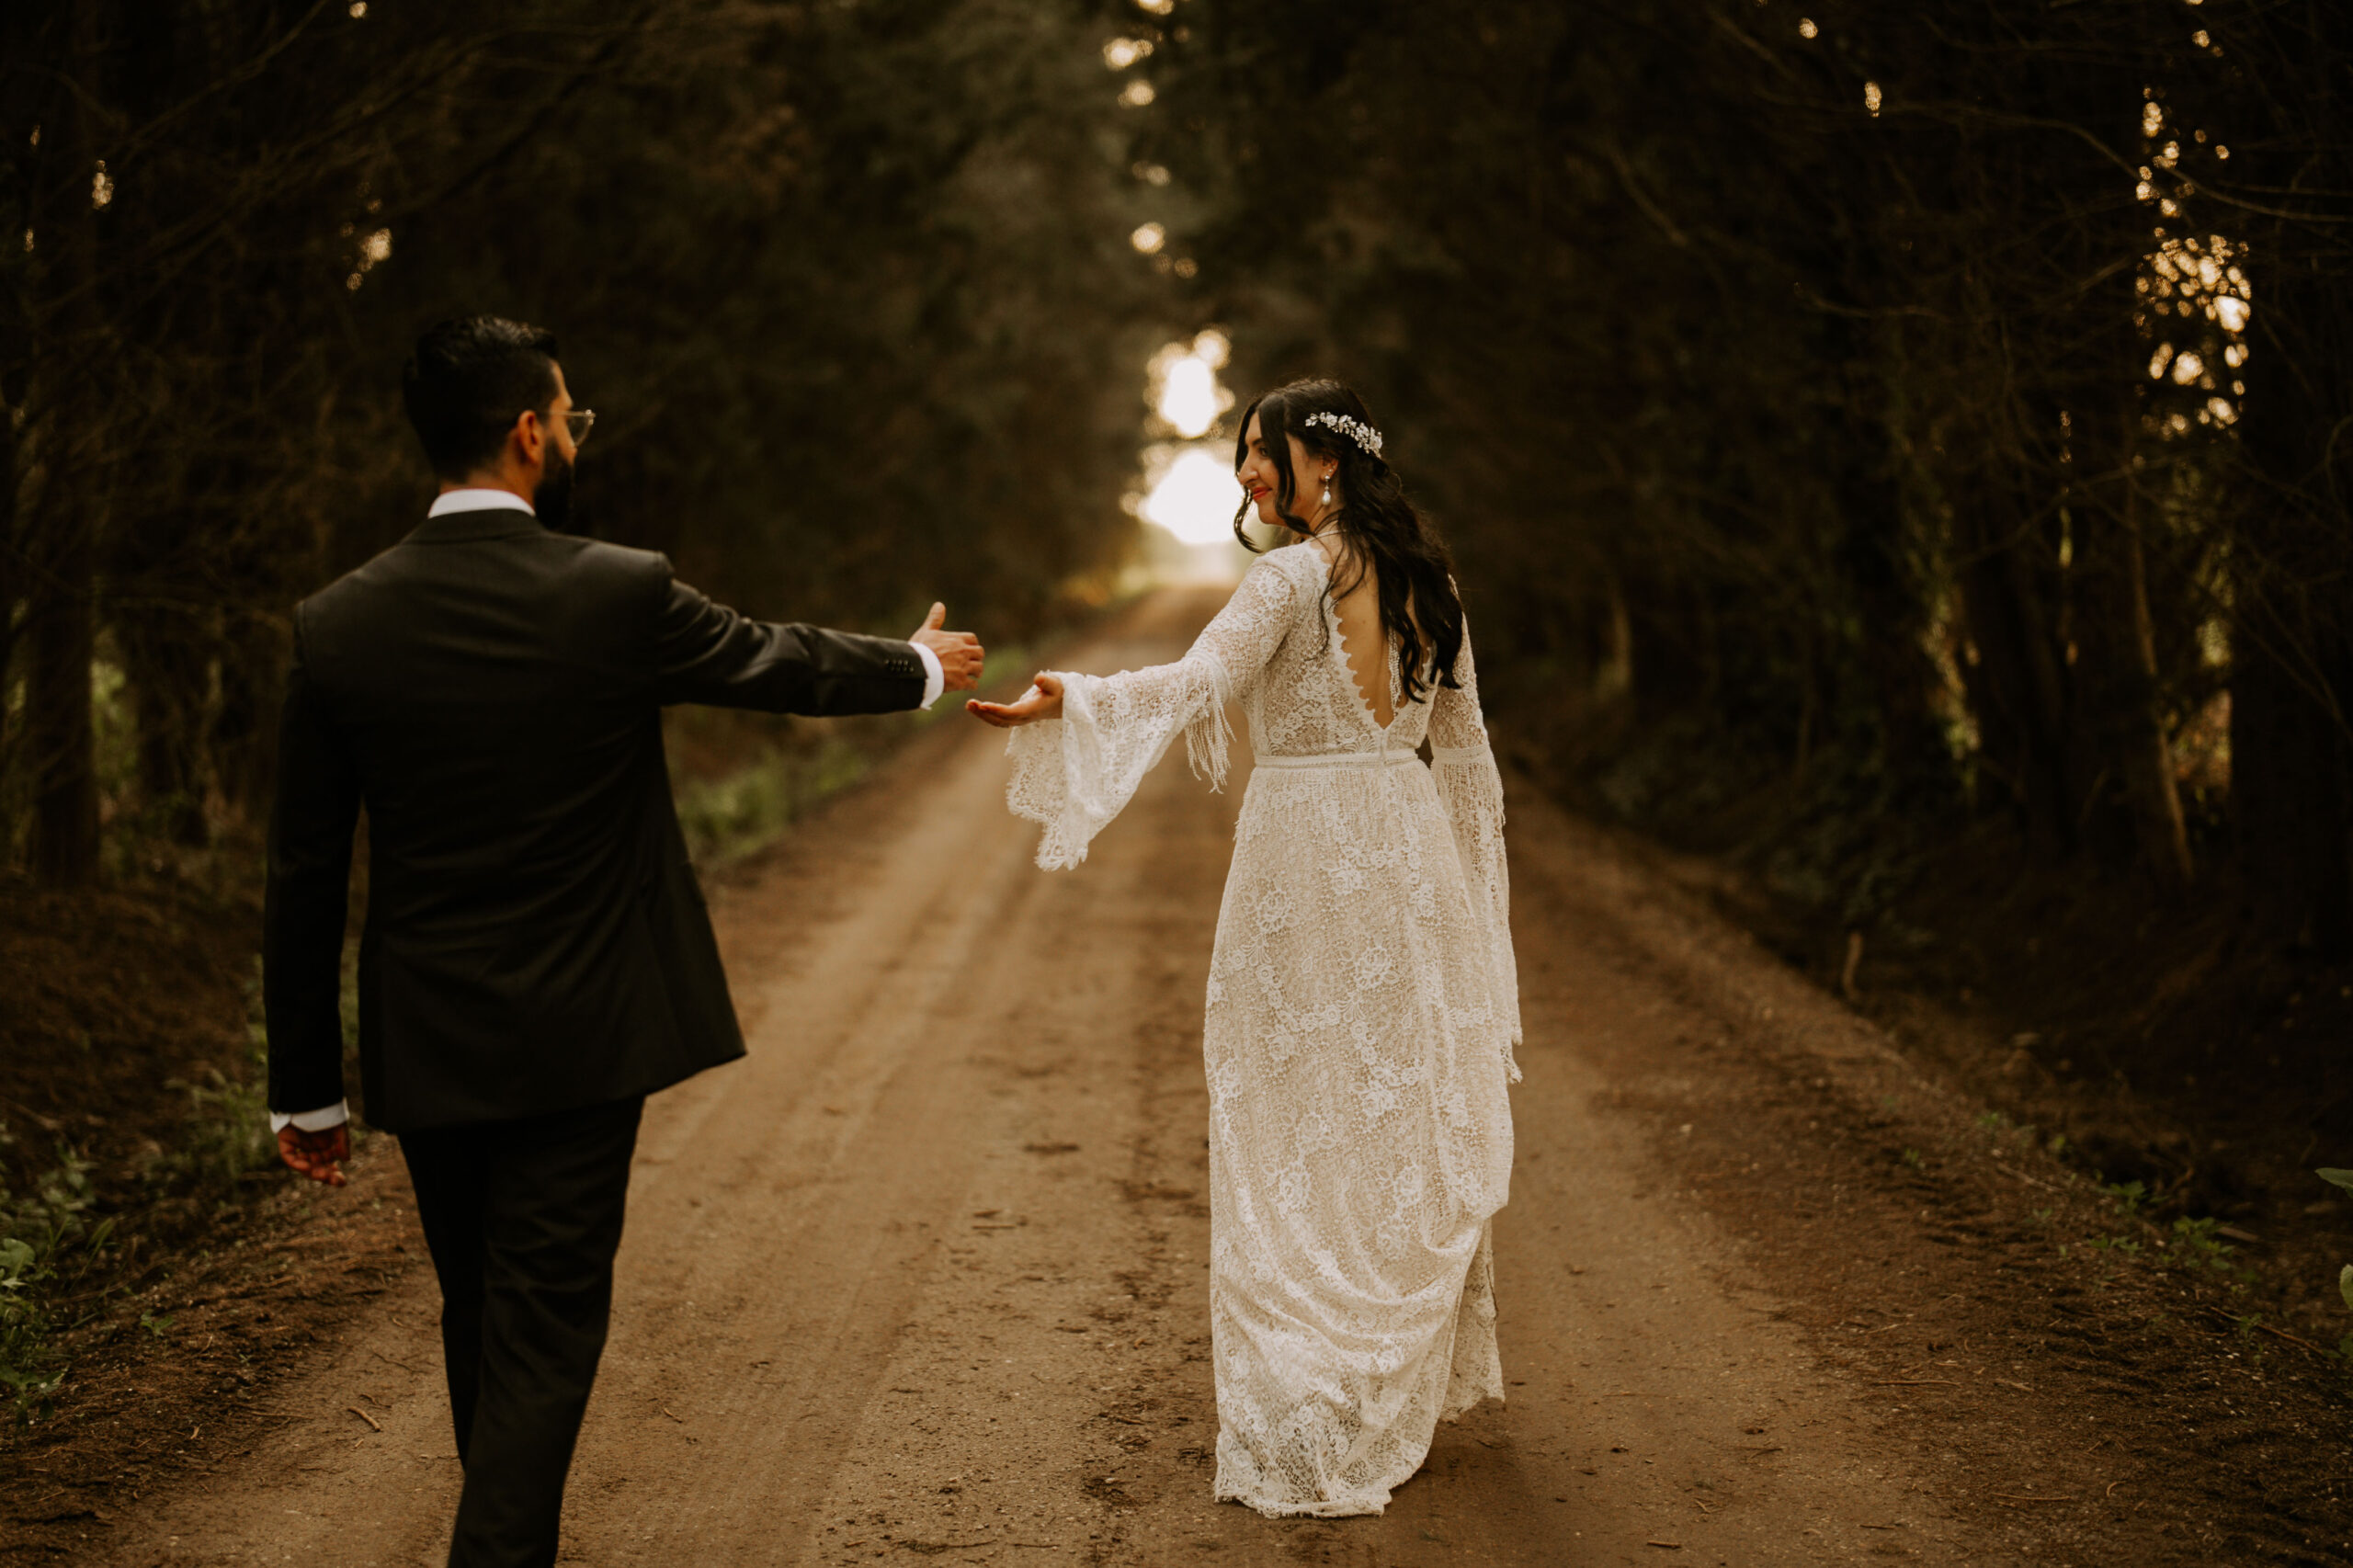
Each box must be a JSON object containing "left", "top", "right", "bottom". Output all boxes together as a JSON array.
[
  {"left": 138, "top": 1312, "right": 176, "bottom": 1338},
  {"left": 0, "top": 1136, "right": 108, "bottom": 1425},
  {"left": 2102, "top": 1179, "right": 2149, "bottom": 1214},
  {"left": 171, "top": 1067, "right": 278, "bottom": 1187},
  {"left": 2318, "top": 1173, "right": 2353, "bottom": 1364},
  {"left": 1900, "top": 1147, "right": 1925, "bottom": 1171},
  {"left": 0, "top": 1233, "right": 63, "bottom": 1422},
  {"left": 672, "top": 736, "right": 873, "bottom": 868},
  {"left": 146, "top": 980, "right": 281, "bottom": 1192},
  {"left": 2168, "top": 1216, "right": 2243, "bottom": 1278}
]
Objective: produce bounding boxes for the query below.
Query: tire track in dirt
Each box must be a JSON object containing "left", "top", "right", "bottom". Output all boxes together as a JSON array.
[{"left": 85, "top": 587, "right": 2049, "bottom": 1567}]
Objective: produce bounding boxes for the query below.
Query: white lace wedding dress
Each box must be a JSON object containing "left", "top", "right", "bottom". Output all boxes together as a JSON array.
[{"left": 1003, "top": 540, "right": 1520, "bottom": 1517}]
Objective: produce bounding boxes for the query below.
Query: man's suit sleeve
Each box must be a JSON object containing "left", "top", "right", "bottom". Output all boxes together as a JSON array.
[
  {"left": 263, "top": 619, "right": 360, "bottom": 1117},
  {"left": 650, "top": 562, "right": 927, "bottom": 716}
]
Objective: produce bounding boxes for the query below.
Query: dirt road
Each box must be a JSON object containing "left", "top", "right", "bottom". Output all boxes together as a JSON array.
[{"left": 74, "top": 589, "right": 2313, "bottom": 1567}]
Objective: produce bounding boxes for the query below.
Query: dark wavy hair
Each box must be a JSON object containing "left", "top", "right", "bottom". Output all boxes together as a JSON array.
[
  {"left": 1232, "top": 379, "right": 1465, "bottom": 704},
  {"left": 402, "top": 315, "right": 561, "bottom": 480}
]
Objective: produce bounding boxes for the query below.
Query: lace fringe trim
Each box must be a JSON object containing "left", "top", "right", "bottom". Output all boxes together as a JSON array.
[{"left": 1182, "top": 657, "right": 1234, "bottom": 791}]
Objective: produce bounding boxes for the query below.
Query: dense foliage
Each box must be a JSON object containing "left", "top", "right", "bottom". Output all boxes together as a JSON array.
[
  {"left": 1, "top": 0, "right": 1160, "bottom": 883},
  {"left": 1142, "top": 0, "right": 2353, "bottom": 948},
  {"left": 8, "top": 0, "right": 2353, "bottom": 958}
]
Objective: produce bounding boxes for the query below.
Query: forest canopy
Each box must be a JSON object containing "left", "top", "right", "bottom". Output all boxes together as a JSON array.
[
  {"left": 1142, "top": 0, "right": 2353, "bottom": 950},
  {"left": 1, "top": 0, "right": 1162, "bottom": 884},
  {"left": 5, "top": 0, "right": 2352, "bottom": 962}
]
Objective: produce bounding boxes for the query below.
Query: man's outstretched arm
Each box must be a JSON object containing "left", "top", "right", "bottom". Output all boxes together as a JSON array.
[{"left": 650, "top": 564, "right": 983, "bottom": 714}]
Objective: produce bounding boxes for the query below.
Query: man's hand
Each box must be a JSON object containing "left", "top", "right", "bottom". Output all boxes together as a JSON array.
[
  {"left": 911, "top": 602, "right": 984, "bottom": 693},
  {"left": 278, "top": 1123, "right": 350, "bottom": 1187},
  {"left": 966, "top": 673, "right": 1064, "bottom": 728}
]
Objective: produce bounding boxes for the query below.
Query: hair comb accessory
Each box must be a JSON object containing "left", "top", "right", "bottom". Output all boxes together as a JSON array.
[{"left": 1303, "top": 410, "right": 1383, "bottom": 459}]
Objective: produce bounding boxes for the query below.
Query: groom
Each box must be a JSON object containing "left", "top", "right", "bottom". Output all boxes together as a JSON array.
[{"left": 263, "top": 315, "right": 983, "bottom": 1566}]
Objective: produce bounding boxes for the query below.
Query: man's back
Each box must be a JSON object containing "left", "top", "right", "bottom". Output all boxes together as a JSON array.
[{"left": 267, "top": 503, "right": 927, "bottom": 1131}]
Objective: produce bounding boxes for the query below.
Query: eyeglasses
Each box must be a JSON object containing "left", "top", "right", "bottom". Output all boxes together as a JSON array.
[{"left": 561, "top": 409, "right": 596, "bottom": 449}]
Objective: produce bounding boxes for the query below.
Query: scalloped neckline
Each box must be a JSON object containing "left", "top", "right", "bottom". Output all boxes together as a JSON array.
[{"left": 1304, "top": 543, "right": 1399, "bottom": 733}]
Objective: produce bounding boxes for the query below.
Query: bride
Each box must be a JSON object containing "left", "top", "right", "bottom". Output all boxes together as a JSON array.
[{"left": 969, "top": 379, "right": 1519, "bottom": 1517}]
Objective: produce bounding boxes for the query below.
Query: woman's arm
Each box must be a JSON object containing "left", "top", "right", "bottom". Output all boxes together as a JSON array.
[
  {"left": 1428, "top": 619, "right": 1522, "bottom": 1075},
  {"left": 977, "top": 552, "right": 1307, "bottom": 869}
]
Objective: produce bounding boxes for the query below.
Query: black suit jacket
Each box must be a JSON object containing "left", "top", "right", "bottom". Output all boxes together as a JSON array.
[{"left": 263, "top": 505, "right": 926, "bottom": 1131}]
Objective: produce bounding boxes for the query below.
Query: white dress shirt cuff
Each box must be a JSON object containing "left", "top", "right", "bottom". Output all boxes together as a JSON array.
[
  {"left": 270, "top": 1101, "right": 351, "bottom": 1134},
  {"left": 910, "top": 642, "right": 944, "bottom": 710}
]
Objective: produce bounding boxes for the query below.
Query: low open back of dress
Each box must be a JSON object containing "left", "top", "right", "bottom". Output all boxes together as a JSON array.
[{"left": 1313, "top": 535, "right": 1399, "bottom": 730}]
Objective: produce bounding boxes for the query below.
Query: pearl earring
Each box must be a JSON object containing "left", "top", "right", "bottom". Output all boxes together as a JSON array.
[{"left": 1321, "top": 474, "right": 1333, "bottom": 507}]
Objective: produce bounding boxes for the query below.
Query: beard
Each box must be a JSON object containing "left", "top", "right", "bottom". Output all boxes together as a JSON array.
[{"left": 535, "top": 446, "right": 576, "bottom": 533}]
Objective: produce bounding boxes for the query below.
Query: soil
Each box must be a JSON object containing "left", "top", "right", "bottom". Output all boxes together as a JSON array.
[
  {"left": 0, "top": 868, "right": 263, "bottom": 1186},
  {"left": 1716, "top": 826, "right": 2353, "bottom": 1360},
  {"left": 4, "top": 586, "right": 2348, "bottom": 1566}
]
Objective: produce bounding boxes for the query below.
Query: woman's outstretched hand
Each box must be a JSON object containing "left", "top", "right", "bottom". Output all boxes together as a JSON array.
[{"left": 967, "top": 673, "right": 1064, "bottom": 728}]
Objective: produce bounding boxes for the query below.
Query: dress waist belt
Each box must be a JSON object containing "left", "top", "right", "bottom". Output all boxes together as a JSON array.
[{"left": 1252, "top": 749, "right": 1426, "bottom": 770}]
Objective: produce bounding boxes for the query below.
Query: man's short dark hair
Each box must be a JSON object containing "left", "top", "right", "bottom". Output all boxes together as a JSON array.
[{"left": 401, "top": 316, "right": 562, "bottom": 481}]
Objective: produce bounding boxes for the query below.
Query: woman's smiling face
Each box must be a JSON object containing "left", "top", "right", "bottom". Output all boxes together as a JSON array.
[{"left": 1236, "top": 409, "right": 1332, "bottom": 528}]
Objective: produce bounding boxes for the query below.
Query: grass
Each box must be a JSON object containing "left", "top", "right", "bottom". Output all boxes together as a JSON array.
[
  {"left": 0, "top": 961, "right": 324, "bottom": 1426},
  {"left": 146, "top": 960, "right": 330, "bottom": 1197},
  {"left": 2167, "top": 1216, "right": 2246, "bottom": 1281},
  {"left": 0, "top": 1224, "right": 63, "bottom": 1422},
  {"left": 2100, "top": 1178, "right": 2149, "bottom": 1214},
  {"left": 673, "top": 735, "right": 874, "bottom": 869},
  {"left": 0, "top": 1134, "right": 109, "bottom": 1425}
]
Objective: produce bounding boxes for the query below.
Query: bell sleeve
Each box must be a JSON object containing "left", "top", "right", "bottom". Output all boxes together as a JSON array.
[
  {"left": 1427, "top": 618, "right": 1522, "bottom": 1081},
  {"left": 1006, "top": 552, "right": 1306, "bottom": 870}
]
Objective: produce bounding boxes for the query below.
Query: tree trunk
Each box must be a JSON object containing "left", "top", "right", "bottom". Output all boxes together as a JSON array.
[
  {"left": 2233, "top": 636, "right": 2348, "bottom": 952},
  {"left": 25, "top": 515, "right": 98, "bottom": 885},
  {"left": 0, "top": 380, "right": 19, "bottom": 798},
  {"left": 2071, "top": 394, "right": 2193, "bottom": 888},
  {"left": 210, "top": 617, "right": 284, "bottom": 825},
  {"left": 2225, "top": 12, "right": 2353, "bottom": 955},
  {"left": 119, "top": 595, "right": 212, "bottom": 846},
  {"left": 27, "top": 3, "right": 107, "bottom": 887},
  {"left": 1952, "top": 465, "right": 2075, "bottom": 854}
]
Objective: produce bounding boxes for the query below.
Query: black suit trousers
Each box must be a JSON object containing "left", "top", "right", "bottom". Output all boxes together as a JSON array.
[{"left": 400, "top": 1096, "right": 644, "bottom": 1568}]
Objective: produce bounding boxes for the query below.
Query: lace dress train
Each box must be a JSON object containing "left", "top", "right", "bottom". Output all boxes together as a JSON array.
[{"left": 1003, "top": 544, "right": 1520, "bottom": 1517}]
